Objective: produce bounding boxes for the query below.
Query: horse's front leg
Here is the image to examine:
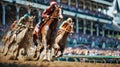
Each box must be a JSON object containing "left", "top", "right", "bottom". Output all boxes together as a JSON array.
[
  {"left": 57, "top": 48, "right": 64, "bottom": 58},
  {"left": 15, "top": 45, "right": 20, "bottom": 60},
  {"left": 52, "top": 43, "right": 59, "bottom": 58},
  {"left": 41, "top": 25, "right": 49, "bottom": 61},
  {"left": 33, "top": 34, "right": 38, "bottom": 46},
  {"left": 4, "top": 41, "right": 14, "bottom": 56},
  {"left": 56, "top": 43, "right": 65, "bottom": 58},
  {"left": 42, "top": 35, "right": 48, "bottom": 60},
  {"left": 33, "top": 34, "right": 38, "bottom": 58},
  {"left": 2, "top": 36, "right": 9, "bottom": 53},
  {"left": 47, "top": 44, "right": 53, "bottom": 61}
]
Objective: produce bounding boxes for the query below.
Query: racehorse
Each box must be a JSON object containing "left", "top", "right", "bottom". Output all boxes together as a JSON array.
[
  {"left": 52, "top": 22, "right": 74, "bottom": 58},
  {"left": 4, "top": 16, "right": 35, "bottom": 59},
  {"left": 13, "top": 16, "right": 35, "bottom": 60},
  {"left": 32, "top": 5, "right": 63, "bottom": 61},
  {"left": 2, "top": 20, "right": 18, "bottom": 53}
]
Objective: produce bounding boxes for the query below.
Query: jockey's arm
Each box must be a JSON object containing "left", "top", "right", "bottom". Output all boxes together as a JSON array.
[
  {"left": 17, "top": 17, "right": 26, "bottom": 27},
  {"left": 42, "top": 6, "right": 51, "bottom": 18},
  {"left": 59, "top": 21, "right": 67, "bottom": 29},
  {"left": 10, "top": 21, "right": 17, "bottom": 30}
]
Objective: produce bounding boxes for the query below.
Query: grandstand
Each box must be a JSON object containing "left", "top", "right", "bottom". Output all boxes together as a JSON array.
[
  {"left": 113, "top": 0, "right": 120, "bottom": 25},
  {"left": 0, "top": 0, "right": 120, "bottom": 63}
]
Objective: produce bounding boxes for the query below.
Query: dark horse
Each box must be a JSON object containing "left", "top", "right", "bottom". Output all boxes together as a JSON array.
[
  {"left": 52, "top": 21, "right": 74, "bottom": 58},
  {"left": 32, "top": 5, "right": 63, "bottom": 61}
]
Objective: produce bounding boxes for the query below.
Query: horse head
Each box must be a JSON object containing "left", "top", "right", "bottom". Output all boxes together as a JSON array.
[
  {"left": 29, "top": 16, "right": 35, "bottom": 22},
  {"left": 51, "top": 5, "right": 63, "bottom": 22},
  {"left": 28, "top": 16, "right": 35, "bottom": 28},
  {"left": 58, "top": 5, "right": 63, "bottom": 21},
  {"left": 25, "top": 16, "right": 35, "bottom": 37}
]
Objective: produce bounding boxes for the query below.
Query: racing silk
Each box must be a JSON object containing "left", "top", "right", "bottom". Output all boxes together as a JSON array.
[
  {"left": 42, "top": 6, "right": 54, "bottom": 18},
  {"left": 59, "top": 21, "right": 69, "bottom": 30},
  {"left": 10, "top": 20, "right": 18, "bottom": 31},
  {"left": 15, "top": 16, "right": 28, "bottom": 34},
  {"left": 17, "top": 17, "right": 27, "bottom": 26}
]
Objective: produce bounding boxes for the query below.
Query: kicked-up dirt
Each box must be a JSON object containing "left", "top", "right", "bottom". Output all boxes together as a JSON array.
[{"left": 0, "top": 46, "right": 120, "bottom": 67}]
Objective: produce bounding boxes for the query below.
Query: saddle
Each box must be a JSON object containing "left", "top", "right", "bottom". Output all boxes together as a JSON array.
[
  {"left": 38, "top": 18, "right": 50, "bottom": 32},
  {"left": 39, "top": 21, "right": 45, "bottom": 32}
]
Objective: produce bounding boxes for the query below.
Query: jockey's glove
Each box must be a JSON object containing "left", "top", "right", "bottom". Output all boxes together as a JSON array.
[{"left": 47, "top": 15, "right": 49, "bottom": 18}]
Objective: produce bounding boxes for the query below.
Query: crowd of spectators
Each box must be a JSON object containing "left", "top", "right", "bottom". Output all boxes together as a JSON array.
[
  {"left": 63, "top": 45, "right": 120, "bottom": 56},
  {"left": 26, "top": 0, "right": 113, "bottom": 21},
  {"left": 64, "top": 33, "right": 120, "bottom": 56},
  {"left": 61, "top": 4, "right": 113, "bottom": 21},
  {"left": 68, "top": 33, "right": 120, "bottom": 48}
]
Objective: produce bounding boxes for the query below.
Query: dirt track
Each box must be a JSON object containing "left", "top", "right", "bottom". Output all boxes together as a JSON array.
[
  {"left": 0, "top": 46, "right": 120, "bottom": 67},
  {"left": 0, "top": 54, "right": 120, "bottom": 67},
  {"left": 0, "top": 59, "right": 120, "bottom": 67}
]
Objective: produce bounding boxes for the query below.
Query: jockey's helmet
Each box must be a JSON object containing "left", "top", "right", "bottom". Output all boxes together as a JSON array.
[
  {"left": 24, "top": 13, "right": 30, "bottom": 18},
  {"left": 67, "top": 18, "right": 72, "bottom": 23},
  {"left": 50, "top": 1, "right": 57, "bottom": 6}
]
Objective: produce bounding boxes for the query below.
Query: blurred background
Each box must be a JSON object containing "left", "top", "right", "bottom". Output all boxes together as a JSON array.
[{"left": 0, "top": 0, "right": 120, "bottom": 57}]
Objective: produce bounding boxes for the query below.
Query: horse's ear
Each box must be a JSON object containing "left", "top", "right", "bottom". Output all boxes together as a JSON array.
[{"left": 60, "top": 5, "right": 62, "bottom": 8}]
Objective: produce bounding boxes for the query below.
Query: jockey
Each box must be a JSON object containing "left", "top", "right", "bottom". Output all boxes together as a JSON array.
[
  {"left": 17, "top": 13, "right": 30, "bottom": 26},
  {"left": 37, "top": 1, "right": 58, "bottom": 28},
  {"left": 15, "top": 13, "right": 30, "bottom": 34},
  {"left": 59, "top": 18, "right": 73, "bottom": 30},
  {"left": 11, "top": 13, "right": 30, "bottom": 40}
]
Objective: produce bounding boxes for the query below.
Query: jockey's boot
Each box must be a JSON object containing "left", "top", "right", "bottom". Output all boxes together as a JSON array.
[
  {"left": 38, "top": 18, "right": 45, "bottom": 29},
  {"left": 38, "top": 21, "right": 43, "bottom": 28}
]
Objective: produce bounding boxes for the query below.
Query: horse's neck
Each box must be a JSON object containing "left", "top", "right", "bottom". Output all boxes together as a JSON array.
[
  {"left": 51, "top": 19, "right": 58, "bottom": 30},
  {"left": 63, "top": 31, "right": 69, "bottom": 38},
  {"left": 58, "top": 29, "right": 69, "bottom": 37},
  {"left": 46, "top": 18, "right": 58, "bottom": 30},
  {"left": 45, "top": 18, "right": 53, "bottom": 25}
]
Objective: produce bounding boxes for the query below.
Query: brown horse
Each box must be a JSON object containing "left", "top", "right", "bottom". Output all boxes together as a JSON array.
[
  {"left": 4, "top": 16, "right": 35, "bottom": 59},
  {"left": 32, "top": 5, "right": 63, "bottom": 61},
  {"left": 2, "top": 20, "right": 18, "bottom": 53},
  {"left": 12, "top": 16, "right": 35, "bottom": 60},
  {"left": 52, "top": 22, "right": 74, "bottom": 58}
]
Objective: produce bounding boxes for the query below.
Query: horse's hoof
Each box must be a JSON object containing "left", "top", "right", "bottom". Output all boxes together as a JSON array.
[
  {"left": 56, "top": 54, "right": 63, "bottom": 58},
  {"left": 21, "top": 52, "right": 27, "bottom": 56},
  {"left": 52, "top": 55, "right": 55, "bottom": 58},
  {"left": 33, "top": 56, "right": 40, "bottom": 61},
  {"left": 33, "top": 54, "right": 37, "bottom": 58},
  {"left": 9, "top": 55, "right": 15, "bottom": 60},
  {"left": 49, "top": 59, "right": 54, "bottom": 62}
]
